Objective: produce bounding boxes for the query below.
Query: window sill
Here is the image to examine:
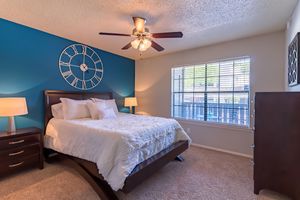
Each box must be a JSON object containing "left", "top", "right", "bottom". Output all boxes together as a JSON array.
[{"left": 175, "top": 118, "right": 253, "bottom": 133}]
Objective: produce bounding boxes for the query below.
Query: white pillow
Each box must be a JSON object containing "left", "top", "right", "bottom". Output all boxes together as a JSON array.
[
  {"left": 87, "top": 102, "right": 117, "bottom": 120},
  {"left": 87, "top": 101, "right": 106, "bottom": 119},
  {"left": 101, "top": 107, "right": 117, "bottom": 119},
  {"left": 51, "top": 103, "right": 64, "bottom": 119},
  {"left": 60, "top": 98, "right": 91, "bottom": 120},
  {"left": 92, "top": 98, "right": 118, "bottom": 115}
]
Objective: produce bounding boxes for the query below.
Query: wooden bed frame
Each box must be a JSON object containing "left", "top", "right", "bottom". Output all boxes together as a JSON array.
[{"left": 43, "top": 90, "right": 189, "bottom": 200}]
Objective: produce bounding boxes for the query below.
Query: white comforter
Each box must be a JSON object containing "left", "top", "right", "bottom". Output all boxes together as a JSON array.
[{"left": 45, "top": 113, "right": 191, "bottom": 190}]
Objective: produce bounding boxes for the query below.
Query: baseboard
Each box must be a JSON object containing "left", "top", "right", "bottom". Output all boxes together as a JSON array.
[{"left": 191, "top": 143, "right": 253, "bottom": 159}]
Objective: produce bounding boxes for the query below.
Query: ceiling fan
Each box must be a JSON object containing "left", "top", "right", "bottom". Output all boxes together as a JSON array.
[{"left": 99, "top": 17, "right": 183, "bottom": 52}]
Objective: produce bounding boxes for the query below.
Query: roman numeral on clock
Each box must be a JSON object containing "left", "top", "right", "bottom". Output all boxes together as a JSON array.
[
  {"left": 95, "top": 68, "right": 103, "bottom": 72},
  {"left": 62, "top": 70, "right": 72, "bottom": 79},
  {"left": 94, "top": 59, "right": 101, "bottom": 64},
  {"left": 82, "top": 46, "right": 87, "bottom": 55},
  {"left": 91, "top": 80, "right": 96, "bottom": 87},
  {"left": 71, "top": 78, "right": 79, "bottom": 87},
  {"left": 59, "top": 61, "right": 70, "bottom": 66},
  {"left": 72, "top": 45, "right": 78, "bottom": 54},
  {"left": 95, "top": 74, "right": 102, "bottom": 82},
  {"left": 82, "top": 80, "right": 87, "bottom": 90},
  {"left": 63, "top": 51, "right": 72, "bottom": 58}
]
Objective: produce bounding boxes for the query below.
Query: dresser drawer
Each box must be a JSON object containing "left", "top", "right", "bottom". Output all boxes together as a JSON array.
[
  {"left": 0, "top": 134, "right": 40, "bottom": 150},
  {"left": 0, "top": 144, "right": 40, "bottom": 162},
  {"left": 0, "top": 154, "right": 40, "bottom": 175}
]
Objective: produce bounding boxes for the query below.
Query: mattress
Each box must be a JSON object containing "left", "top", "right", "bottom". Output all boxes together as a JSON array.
[{"left": 44, "top": 113, "right": 191, "bottom": 190}]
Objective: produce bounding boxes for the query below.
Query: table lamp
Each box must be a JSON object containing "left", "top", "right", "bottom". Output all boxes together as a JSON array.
[
  {"left": 0, "top": 98, "right": 28, "bottom": 133},
  {"left": 124, "top": 97, "right": 138, "bottom": 114}
]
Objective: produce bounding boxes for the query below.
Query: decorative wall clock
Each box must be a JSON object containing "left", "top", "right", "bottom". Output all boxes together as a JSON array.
[
  {"left": 288, "top": 32, "right": 300, "bottom": 87},
  {"left": 59, "top": 44, "right": 103, "bottom": 90}
]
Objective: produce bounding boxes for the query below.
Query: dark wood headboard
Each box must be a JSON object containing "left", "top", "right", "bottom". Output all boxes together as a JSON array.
[{"left": 44, "top": 90, "right": 113, "bottom": 132}]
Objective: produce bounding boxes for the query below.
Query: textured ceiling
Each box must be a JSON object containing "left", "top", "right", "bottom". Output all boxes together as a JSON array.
[{"left": 0, "top": 0, "right": 298, "bottom": 60}]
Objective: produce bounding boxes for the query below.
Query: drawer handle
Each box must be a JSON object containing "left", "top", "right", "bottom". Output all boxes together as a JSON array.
[
  {"left": 9, "top": 140, "right": 25, "bottom": 145},
  {"left": 9, "top": 161, "right": 24, "bottom": 168},
  {"left": 9, "top": 150, "right": 24, "bottom": 156}
]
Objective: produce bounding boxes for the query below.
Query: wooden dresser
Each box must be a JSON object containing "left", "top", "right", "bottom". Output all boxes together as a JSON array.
[
  {"left": 0, "top": 127, "right": 43, "bottom": 176},
  {"left": 254, "top": 92, "right": 300, "bottom": 199}
]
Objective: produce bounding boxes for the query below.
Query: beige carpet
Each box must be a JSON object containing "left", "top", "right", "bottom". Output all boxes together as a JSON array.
[{"left": 0, "top": 147, "right": 290, "bottom": 200}]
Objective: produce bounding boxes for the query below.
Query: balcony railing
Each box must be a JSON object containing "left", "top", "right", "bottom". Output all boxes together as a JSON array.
[{"left": 173, "top": 102, "right": 249, "bottom": 126}]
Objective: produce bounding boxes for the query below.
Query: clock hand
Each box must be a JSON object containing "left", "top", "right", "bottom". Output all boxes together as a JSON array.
[
  {"left": 70, "top": 64, "right": 80, "bottom": 68},
  {"left": 88, "top": 67, "right": 103, "bottom": 72}
]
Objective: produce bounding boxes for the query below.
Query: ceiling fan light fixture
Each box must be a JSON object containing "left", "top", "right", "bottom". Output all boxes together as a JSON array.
[
  {"left": 131, "top": 38, "right": 152, "bottom": 51},
  {"left": 139, "top": 38, "right": 152, "bottom": 51},
  {"left": 131, "top": 38, "right": 140, "bottom": 49}
]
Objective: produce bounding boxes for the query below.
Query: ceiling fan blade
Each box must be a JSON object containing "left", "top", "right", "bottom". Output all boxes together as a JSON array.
[
  {"left": 132, "top": 17, "right": 146, "bottom": 32},
  {"left": 151, "top": 32, "right": 183, "bottom": 38},
  {"left": 99, "top": 32, "right": 131, "bottom": 37},
  {"left": 151, "top": 40, "right": 164, "bottom": 52},
  {"left": 121, "top": 42, "right": 132, "bottom": 50}
]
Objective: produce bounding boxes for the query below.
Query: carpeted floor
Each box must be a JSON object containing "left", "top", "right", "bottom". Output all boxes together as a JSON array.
[{"left": 0, "top": 147, "right": 290, "bottom": 200}]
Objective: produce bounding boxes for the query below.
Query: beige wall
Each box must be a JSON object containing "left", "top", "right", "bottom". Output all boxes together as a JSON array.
[
  {"left": 286, "top": 0, "right": 300, "bottom": 91},
  {"left": 136, "top": 31, "right": 285, "bottom": 156}
]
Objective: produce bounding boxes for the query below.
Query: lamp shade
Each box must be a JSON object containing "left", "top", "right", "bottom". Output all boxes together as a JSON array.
[
  {"left": 0, "top": 98, "right": 28, "bottom": 117},
  {"left": 124, "top": 97, "right": 138, "bottom": 107}
]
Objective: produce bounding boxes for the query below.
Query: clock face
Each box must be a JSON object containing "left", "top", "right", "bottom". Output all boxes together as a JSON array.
[{"left": 59, "top": 44, "right": 103, "bottom": 90}]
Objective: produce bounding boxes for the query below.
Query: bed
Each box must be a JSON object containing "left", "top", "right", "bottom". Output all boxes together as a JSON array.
[{"left": 43, "top": 90, "right": 190, "bottom": 200}]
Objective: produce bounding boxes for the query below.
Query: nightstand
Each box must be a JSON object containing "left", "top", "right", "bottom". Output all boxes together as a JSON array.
[{"left": 0, "top": 127, "right": 43, "bottom": 176}]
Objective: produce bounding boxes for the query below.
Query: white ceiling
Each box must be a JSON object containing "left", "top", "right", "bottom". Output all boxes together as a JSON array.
[{"left": 0, "top": 0, "right": 298, "bottom": 60}]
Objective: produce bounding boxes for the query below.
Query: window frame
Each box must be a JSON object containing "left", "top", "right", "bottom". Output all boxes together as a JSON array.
[{"left": 171, "top": 56, "right": 251, "bottom": 128}]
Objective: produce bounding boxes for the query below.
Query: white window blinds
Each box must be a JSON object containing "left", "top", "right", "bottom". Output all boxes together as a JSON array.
[{"left": 171, "top": 57, "right": 250, "bottom": 127}]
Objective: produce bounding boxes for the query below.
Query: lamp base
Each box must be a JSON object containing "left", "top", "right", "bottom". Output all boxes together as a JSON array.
[{"left": 8, "top": 116, "right": 16, "bottom": 133}]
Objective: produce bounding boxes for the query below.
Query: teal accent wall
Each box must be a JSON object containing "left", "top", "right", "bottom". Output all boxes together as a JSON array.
[{"left": 0, "top": 18, "right": 135, "bottom": 131}]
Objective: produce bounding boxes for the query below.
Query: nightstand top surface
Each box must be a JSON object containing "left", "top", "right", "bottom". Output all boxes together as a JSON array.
[{"left": 0, "top": 127, "right": 41, "bottom": 138}]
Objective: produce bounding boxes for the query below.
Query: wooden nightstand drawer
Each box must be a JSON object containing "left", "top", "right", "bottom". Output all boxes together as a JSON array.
[
  {"left": 0, "top": 154, "right": 40, "bottom": 175},
  {"left": 0, "top": 144, "right": 40, "bottom": 162},
  {"left": 0, "top": 127, "right": 43, "bottom": 176},
  {"left": 0, "top": 134, "right": 40, "bottom": 150}
]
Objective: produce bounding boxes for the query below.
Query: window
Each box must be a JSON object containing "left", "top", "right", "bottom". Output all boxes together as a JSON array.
[{"left": 171, "top": 57, "right": 250, "bottom": 127}]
